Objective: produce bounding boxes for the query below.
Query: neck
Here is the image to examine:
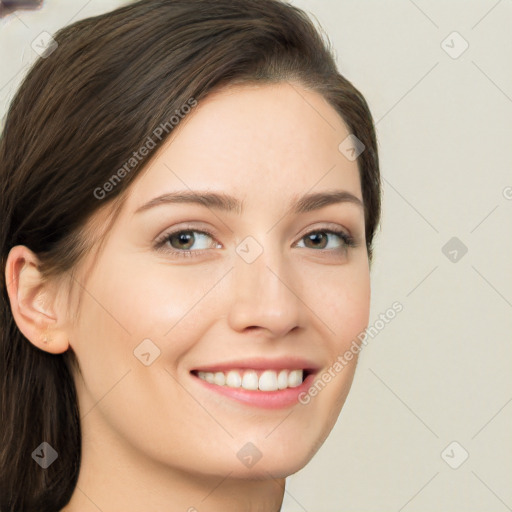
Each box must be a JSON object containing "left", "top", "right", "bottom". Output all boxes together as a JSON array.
[{"left": 61, "top": 412, "right": 285, "bottom": 512}]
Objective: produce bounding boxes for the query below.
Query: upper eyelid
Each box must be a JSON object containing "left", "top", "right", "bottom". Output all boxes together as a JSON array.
[
  {"left": 155, "top": 223, "right": 354, "bottom": 248},
  {"left": 155, "top": 225, "right": 216, "bottom": 243},
  {"left": 158, "top": 222, "right": 350, "bottom": 237}
]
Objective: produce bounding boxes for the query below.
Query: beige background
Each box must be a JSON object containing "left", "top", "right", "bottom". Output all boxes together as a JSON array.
[{"left": 1, "top": 1, "right": 511, "bottom": 510}]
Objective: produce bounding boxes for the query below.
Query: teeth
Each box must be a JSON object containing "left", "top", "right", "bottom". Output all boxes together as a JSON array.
[
  {"left": 196, "top": 369, "right": 305, "bottom": 390},
  {"left": 198, "top": 371, "right": 215, "bottom": 384},
  {"left": 277, "top": 369, "right": 288, "bottom": 390},
  {"left": 225, "top": 370, "right": 242, "bottom": 388},
  {"left": 241, "top": 370, "right": 259, "bottom": 390},
  {"left": 288, "top": 369, "right": 303, "bottom": 388},
  {"left": 213, "top": 372, "right": 225, "bottom": 386},
  {"left": 259, "top": 370, "right": 278, "bottom": 391}
]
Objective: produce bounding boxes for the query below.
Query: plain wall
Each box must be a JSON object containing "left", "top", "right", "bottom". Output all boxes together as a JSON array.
[{"left": 1, "top": 1, "right": 511, "bottom": 510}]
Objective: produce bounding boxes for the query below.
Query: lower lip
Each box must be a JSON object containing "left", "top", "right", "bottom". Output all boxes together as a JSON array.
[{"left": 190, "top": 372, "right": 316, "bottom": 409}]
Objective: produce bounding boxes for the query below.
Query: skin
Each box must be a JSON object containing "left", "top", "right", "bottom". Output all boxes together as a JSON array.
[{"left": 6, "top": 81, "right": 370, "bottom": 512}]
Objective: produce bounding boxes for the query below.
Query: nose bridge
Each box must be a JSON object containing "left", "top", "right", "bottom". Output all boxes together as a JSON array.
[{"left": 227, "top": 236, "right": 303, "bottom": 336}]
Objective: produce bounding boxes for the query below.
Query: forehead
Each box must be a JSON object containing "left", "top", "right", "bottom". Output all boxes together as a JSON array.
[{"left": 125, "top": 81, "right": 362, "bottom": 213}]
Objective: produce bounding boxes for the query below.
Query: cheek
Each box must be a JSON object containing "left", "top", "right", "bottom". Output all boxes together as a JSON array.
[
  {"left": 79, "top": 258, "right": 221, "bottom": 380},
  {"left": 312, "top": 258, "right": 371, "bottom": 350},
  {"left": 87, "top": 256, "right": 195, "bottom": 330},
  {"left": 67, "top": 259, "right": 168, "bottom": 385}
]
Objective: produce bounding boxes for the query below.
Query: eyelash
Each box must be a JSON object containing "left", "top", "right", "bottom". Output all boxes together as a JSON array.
[{"left": 154, "top": 226, "right": 357, "bottom": 259}]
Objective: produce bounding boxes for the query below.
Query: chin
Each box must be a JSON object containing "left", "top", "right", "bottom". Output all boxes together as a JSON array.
[
  {"left": 228, "top": 457, "right": 312, "bottom": 480},
  {"left": 234, "top": 436, "right": 327, "bottom": 479}
]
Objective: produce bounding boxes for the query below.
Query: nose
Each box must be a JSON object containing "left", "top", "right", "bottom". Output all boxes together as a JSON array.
[{"left": 226, "top": 242, "right": 304, "bottom": 339}]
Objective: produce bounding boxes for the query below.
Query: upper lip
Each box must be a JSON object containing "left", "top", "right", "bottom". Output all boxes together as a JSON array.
[{"left": 191, "top": 357, "right": 322, "bottom": 373}]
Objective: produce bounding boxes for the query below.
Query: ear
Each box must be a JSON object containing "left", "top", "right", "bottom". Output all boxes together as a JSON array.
[{"left": 5, "top": 245, "right": 70, "bottom": 354}]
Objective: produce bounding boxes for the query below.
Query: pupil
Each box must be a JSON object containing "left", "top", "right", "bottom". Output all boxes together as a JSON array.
[
  {"left": 308, "top": 232, "right": 326, "bottom": 248},
  {"left": 176, "top": 232, "right": 193, "bottom": 249}
]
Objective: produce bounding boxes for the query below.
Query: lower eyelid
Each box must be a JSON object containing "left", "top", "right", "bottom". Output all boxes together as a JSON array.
[
  {"left": 156, "top": 230, "right": 218, "bottom": 251},
  {"left": 155, "top": 227, "right": 356, "bottom": 254},
  {"left": 296, "top": 230, "right": 353, "bottom": 248}
]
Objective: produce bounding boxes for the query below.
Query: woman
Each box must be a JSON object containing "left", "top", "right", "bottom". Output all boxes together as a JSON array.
[{"left": 0, "top": 0, "right": 380, "bottom": 510}]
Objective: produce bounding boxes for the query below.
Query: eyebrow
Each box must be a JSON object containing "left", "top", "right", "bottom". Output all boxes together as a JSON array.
[{"left": 134, "top": 189, "right": 363, "bottom": 215}]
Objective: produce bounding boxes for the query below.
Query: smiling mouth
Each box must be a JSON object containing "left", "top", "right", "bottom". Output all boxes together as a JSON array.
[{"left": 190, "top": 368, "right": 313, "bottom": 392}]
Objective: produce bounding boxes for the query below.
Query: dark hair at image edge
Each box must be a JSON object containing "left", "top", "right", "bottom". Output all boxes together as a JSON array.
[{"left": 0, "top": 0, "right": 381, "bottom": 509}]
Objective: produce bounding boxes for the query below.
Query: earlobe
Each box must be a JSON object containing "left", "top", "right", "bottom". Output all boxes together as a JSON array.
[{"left": 4, "top": 245, "right": 70, "bottom": 354}]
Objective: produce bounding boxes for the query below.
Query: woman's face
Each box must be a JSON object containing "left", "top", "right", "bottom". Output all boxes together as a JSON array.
[{"left": 67, "top": 81, "right": 370, "bottom": 479}]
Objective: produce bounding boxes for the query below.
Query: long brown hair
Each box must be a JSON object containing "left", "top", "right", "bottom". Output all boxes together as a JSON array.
[{"left": 0, "top": 1, "right": 380, "bottom": 509}]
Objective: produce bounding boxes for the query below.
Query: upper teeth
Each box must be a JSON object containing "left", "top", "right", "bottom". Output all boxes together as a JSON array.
[{"left": 196, "top": 369, "right": 304, "bottom": 391}]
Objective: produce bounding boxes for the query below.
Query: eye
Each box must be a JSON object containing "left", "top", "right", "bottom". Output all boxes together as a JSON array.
[
  {"left": 296, "top": 228, "right": 356, "bottom": 251},
  {"left": 155, "top": 229, "right": 220, "bottom": 258},
  {"left": 154, "top": 225, "right": 357, "bottom": 259}
]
